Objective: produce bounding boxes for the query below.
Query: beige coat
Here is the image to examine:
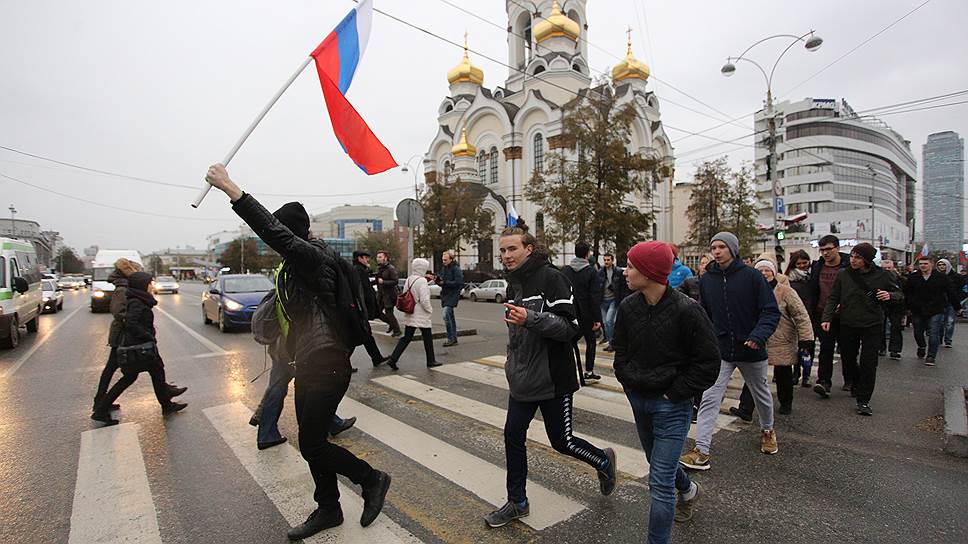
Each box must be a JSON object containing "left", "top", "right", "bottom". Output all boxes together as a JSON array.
[
  {"left": 401, "top": 258, "right": 433, "bottom": 329},
  {"left": 767, "top": 275, "right": 815, "bottom": 366}
]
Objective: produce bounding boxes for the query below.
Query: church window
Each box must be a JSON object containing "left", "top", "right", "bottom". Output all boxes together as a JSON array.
[
  {"left": 523, "top": 19, "right": 532, "bottom": 63},
  {"left": 572, "top": 64, "right": 582, "bottom": 73},
  {"left": 533, "top": 65, "right": 545, "bottom": 75},
  {"left": 533, "top": 134, "right": 544, "bottom": 173},
  {"left": 489, "top": 147, "right": 499, "bottom": 184},
  {"left": 477, "top": 151, "right": 487, "bottom": 181},
  {"left": 443, "top": 160, "right": 452, "bottom": 182}
]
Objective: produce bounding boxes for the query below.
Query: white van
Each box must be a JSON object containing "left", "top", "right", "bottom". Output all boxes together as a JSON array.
[
  {"left": 90, "top": 249, "right": 143, "bottom": 313},
  {"left": 0, "top": 238, "right": 43, "bottom": 348}
]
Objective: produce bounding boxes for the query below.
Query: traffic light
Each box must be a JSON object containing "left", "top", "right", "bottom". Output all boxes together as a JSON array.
[
  {"left": 775, "top": 244, "right": 785, "bottom": 266},
  {"left": 776, "top": 230, "right": 786, "bottom": 241}
]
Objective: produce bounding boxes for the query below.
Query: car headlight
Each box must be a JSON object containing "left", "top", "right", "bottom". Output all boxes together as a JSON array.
[
  {"left": 93, "top": 290, "right": 106, "bottom": 298},
  {"left": 223, "top": 299, "right": 243, "bottom": 311},
  {"left": 172, "top": 283, "right": 180, "bottom": 289}
]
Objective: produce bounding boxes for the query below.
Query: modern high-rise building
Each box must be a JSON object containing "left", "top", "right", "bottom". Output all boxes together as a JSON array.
[
  {"left": 922, "top": 131, "right": 965, "bottom": 255},
  {"left": 754, "top": 98, "right": 917, "bottom": 259}
]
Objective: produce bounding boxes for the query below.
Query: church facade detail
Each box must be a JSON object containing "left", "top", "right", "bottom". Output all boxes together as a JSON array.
[{"left": 423, "top": 0, "right": 676, "bottom": 269}]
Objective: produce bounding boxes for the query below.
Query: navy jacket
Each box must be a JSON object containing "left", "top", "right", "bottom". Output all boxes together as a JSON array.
[
  {"left": 698, "top": 259, "right": 781, "bottom": 362},
  {"left": 438, "top": 262, "right": 464, "bottom": 308},
  {"left": 596, "top": 266, "right": 632, "bottom": 305}
]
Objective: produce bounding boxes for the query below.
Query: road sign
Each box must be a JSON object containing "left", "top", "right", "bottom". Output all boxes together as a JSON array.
[
  {"left": 775, "top": 197, "right": 785, "bottom": 214},
  {"left": 396, "top": 198, "right": 424, "bottom": 227}
]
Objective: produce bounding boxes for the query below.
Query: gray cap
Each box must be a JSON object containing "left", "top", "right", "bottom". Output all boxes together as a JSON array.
[{"left": 711, "top": 231, "right": 740, "bottom": 259}]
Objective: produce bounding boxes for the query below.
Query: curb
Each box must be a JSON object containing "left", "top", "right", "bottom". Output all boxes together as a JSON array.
[{"left": 942, "top": 385, "right": 968, "bottom": 458}]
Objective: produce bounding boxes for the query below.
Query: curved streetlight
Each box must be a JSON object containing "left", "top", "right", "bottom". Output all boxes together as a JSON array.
[
  {"left": 399, "top": 154, "right": 424, "bottom": 200},
  {"left": 720, "top": 30, "right": 824, "bottom": 263}
]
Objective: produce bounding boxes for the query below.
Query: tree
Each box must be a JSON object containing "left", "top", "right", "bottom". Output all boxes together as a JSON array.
[
  {"left": 415, "top": 179, "right": 492, "bottom": 266},
  {"left": 686, "top": 158, "right": 758, "bottom": 257},
  {"left": 218, "top": 239, "right": 280, "bottom": 273},
  {"left": 57, "top": 247, "right": 85, "bottom": 274},
  {"left": 526, "top": 85, "right": 660, "bottom": 261},
  {"left": 147, "top": 255, "right": 165, "bottom": 276}
]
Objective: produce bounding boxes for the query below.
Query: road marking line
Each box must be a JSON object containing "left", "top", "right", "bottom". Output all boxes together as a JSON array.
[
  {"left": 69, "top": 423, "right": 161, "bottom": 544},
  {"left": 204, "top": 402, "right": 421, "bottom": 544},
  {"left": 156, "top": 306, "right": 227, "bottom": 355},
  {"left": 2, "top": 305, "right": 83, "bottom": 378},
  {"left": 434, "top": 362, "right": 738, "bottom": 439},
  {"left": 373, "top": 375, "right": 649, "bottom": 478},
  {"left": 339, "top": 396, "right": 585, "bottom": 530}
]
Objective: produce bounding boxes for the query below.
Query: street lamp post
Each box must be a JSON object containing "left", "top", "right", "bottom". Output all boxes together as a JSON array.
[
  {"left": 721, "top": 31, "right": 823, "bottom": 263},
  {"left": 8, "top": 205, "right": 16, "bottom": 238},
  {"left": 867, "top": 164, "right": 877, "bottom": 246}
]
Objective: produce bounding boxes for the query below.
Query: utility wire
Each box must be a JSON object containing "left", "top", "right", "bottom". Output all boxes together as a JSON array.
[
  {"left": 0, "top": 171, "right": 233, "bottom": 222},
  {"left": 0, "top": 145, "right": 414, "bottom": 198}
]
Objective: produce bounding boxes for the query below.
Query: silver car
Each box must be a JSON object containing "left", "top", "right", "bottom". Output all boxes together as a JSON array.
[
  {"left": 467, "top": 279, "right": 508, "bottom": 303},
  {"left": 42, "top": 280, "right": 64, "bottom": 313}
]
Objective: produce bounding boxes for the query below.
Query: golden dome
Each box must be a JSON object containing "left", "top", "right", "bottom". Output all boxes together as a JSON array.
[
  {"left": 533, "top": 0, "right": 580, "bottom": 43},
  {"left": 452, "top": 127, "right": 477, "bottom": 158},
  {"left": 447, "top": 35, "right": 484, "bottom": 86},
  {"left": 612, "top": 32, "right": 650, "bottom": 82}
]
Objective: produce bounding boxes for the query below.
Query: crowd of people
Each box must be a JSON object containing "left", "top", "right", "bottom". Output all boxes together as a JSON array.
[{"left": 80, "top": 162, "right": 965, "bottom": 543}]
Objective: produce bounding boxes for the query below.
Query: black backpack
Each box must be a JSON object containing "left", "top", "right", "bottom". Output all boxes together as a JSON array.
[{"left": 331, "top": 256, "right": 372, "bottom": 347}]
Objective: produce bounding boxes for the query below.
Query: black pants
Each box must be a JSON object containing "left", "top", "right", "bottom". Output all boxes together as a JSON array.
[
  {"left": 294, "top": 351, "right": 373, "bottom": 511},
  {"left": 881, "top": 310, "right": 903, "bottom": 353},
  {"left": 377, "top": 299, "right": 401, "bottom": 335},
  {"left": 738, "top": 365, "right": 794, "bottom": 413},
  {"left": 579, "top": 326, "right": 597, "bottom": 372},
  {"left": 93, "top": 346, "right": 119, "bottom": 408},
  {"left": 388, "top": 326, "right": 436, "bottom": 365},
  {"left": 97, "top": 357, "right": 171, "bottom": 412},
  {"left": 354, "top": 334, "right": 385, "bottom": 364},
  {"left": 505, "top": 394, "right": 607, "bottom": 503},
  {"left": 838, "top": 324, "right": 881, "bottom": 404},
  {"left": 815, "top": 318, "right": 843, "bottom": 387}
]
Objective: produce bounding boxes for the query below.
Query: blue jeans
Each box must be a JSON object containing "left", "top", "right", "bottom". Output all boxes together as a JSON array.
[
  {"left": 600, "top": 300, "right": 617, "bottom": 344},
  {"left": 442, "top": 305, "right": 457, "bottom": 342},
  {"left": 625, "top": 391, "right": 694, "bottom": 544},
  {"left": 912, "top": 313, "right": 945, "bottom": 359},
  {"left": 942, "top": 305, "right": 956, "bottom": 346}
]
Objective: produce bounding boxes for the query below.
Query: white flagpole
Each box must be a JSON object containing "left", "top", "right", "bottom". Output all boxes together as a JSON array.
[{"left": 191, "top": 56, "right": 315, "bottom": 208}]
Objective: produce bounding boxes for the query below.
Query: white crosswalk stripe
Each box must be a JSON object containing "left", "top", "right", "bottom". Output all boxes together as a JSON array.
[
  {"left": 338, "top": 396, "right": 585, "bottom": 530},
  {"left": 374, "top": 374, "right": 649, "bottom": 477},
  {"left": 204, "top": 402, "right": 421, "bottom": 544},
  {"left": 433, "top": 362, "right": 740, "bottom": 439},
  {"left": 69, "top": 423, "right": 162, "bottom": 544}
]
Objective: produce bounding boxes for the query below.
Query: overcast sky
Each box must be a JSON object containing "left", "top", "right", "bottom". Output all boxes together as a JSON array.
[{"left": 2, "top": 0, "right": 965, "bottom": 255}]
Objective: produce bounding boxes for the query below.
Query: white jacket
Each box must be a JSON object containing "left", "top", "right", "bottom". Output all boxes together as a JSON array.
[{"left": 402, "top": 258, "right": 433, "bottom": 329}]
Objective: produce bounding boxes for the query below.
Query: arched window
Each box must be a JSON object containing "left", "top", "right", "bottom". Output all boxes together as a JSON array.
[
  {"left": 523, "top": 18, "right": 532, "bottom": 63},
  {"left": 443, "top": 160, "right": 452, "bottom": 182},
  {"left": 477, "top": 151, "right": 487, "bottom": 181},
  {"left": 533, "top": 134, "right": 544, "bottom": 173},
  {"left": 489, "top": 147, "right": 499, "bottom": 184},
  {"left": 533, "top": 65, "right": 545, "bottom": 75}
]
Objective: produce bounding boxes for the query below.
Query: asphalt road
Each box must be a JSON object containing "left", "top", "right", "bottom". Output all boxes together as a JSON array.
[{"left": 0, "top": 282, "right": 966, "bottom": 543}]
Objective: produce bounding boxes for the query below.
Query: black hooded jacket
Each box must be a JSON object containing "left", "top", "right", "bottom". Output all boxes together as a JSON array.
[{"left": 123, "top": 273, "right": 158, "bottom": 346}]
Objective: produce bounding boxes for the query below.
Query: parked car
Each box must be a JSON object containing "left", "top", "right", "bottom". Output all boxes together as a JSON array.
[
  {"left": 467, "top": 279, "right": 508, "bottom": 303},
  {"left": 41, "top": 280, "right": 64, "bottom": 313},
  {"left": 428, "top": 281, "right": 441, "bottom": 298},
  {"left": 202, "top": 274, "right": 274, "bottom": 332},
  {"left": 152, "top": 275, "right": 180, "bottom": 294},
  {"left": 460, "top": 282, "right": 479, "bottom": 299},
  {"left": 0, "top": 237, "right": 43, "bottom": 348}
]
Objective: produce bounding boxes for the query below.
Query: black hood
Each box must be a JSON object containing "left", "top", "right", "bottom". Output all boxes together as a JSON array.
[{"left": 273, "top": 202, "right": 311, "bottom": 240}]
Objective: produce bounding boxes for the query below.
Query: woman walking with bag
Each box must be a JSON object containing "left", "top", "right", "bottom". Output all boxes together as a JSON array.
[
  {"left": 386, "top": 258, "right": 439, "bottom": 370},
  {"left": 91, "top": 272, "right": 187, "bottom": 425}
]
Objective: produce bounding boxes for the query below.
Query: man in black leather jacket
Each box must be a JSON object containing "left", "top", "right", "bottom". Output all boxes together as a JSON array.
[{"left": 206, "top": 164, "right": 390, "bottom": 540}]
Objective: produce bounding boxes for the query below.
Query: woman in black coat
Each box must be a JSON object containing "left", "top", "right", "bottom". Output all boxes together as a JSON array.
[{"left": 91, "top": 272, "right": 186, "bottom": 425}]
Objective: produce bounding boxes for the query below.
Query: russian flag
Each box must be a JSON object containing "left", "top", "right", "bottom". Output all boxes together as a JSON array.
[
  {"left": 310, "top": 0, "right": 397, "bottom": 175},
  {"left": 919, "top": 242, "right": 930, "bottom": 258},
  {"left": 507, "top": 202, "right": 519, "bottom": 227}
]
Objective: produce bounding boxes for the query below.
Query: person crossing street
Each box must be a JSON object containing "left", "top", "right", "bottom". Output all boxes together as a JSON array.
[{"left": 905, "top": 256, "right": 961, "bottom": 366}]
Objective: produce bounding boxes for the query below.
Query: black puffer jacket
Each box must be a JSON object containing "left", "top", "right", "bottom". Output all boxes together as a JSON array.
[
  {"left": 904, "top": 272, "right": 961, "bottom": 317},
  {"left": 232, "top": 194, "right": 349, "bottom": 372},
  {"left": 123, "top": 275, "right": 158, "bottom": 346},
  {"left": 563, "top": 258, "right": 602, "bottom": 331},
  {"left": 108, "top": 269, "right": 129, "bottom": 347},
  {"left": 612, "top": 288, "right": 721, "bottom": 402},
  {"left": 354, "top": 260, "right": 379, "bottom": 319},
  {"left": 505, "top": 254, "right": 580, "bottom": 402}
]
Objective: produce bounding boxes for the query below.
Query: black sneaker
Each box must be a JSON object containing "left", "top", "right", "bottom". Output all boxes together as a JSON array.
[
  {"left": 287, "top": 508, "right": 343, "bottom": 540},
  {"left": 917, "top": 348, "right": 925, "bottom": 359},
  {"left": 360, "top": 471, "right": 391, "bottom": 527},
  {"left": 484, "top": 500, "right": 529, "bottom": 528},
  {"left": 90, "top": 412, "right": 119, "bottom": 426},
  {"left": 167, "top": 385, "right": 187, "bottom": 398},
  {"left": 442, "top": 339, "right": 458, "bottom": 347},
  {"left": 598, "top": 448, "right": 617, "bottom": 496},
  {"left": 162, "top": 402, "right": 188, "bottom": 415},
  {"left": 924, "top": 357, "right": 936, "bottom": 367},
  {"left": 841, "top": 382, "right": 853, "bottom": 392},
  {"left": 372, "top": 356, "right": 389, "bottom": 367},
  {"left": 944, "top": 343, "right": 953, "bottom": 349},
  {"left": 390, "top": 330, "right": 402, "bottom": 338},
  {"left": 728, "top": 406, "right": 753, "bottom": 422},
  {"left": 583, "top": 372, "right": 601, "bottom": 383},
  {"left": 856, "top": 403, "right": 873, "bottom": 416},
  {"left": 801, "top": 378, "right": 812, "bottom": 388},
  {"left": 330, "top": 416, "right": 357, "bottom": 437},
  {"left": 813, "top": 383, "right": 830, "bottom": 399},
  {"left": 889, "top": 352, "right": 901, "bottom": 360}
]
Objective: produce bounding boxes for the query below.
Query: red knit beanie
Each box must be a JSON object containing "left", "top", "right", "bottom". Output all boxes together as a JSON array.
[{"left": 627, "top": 241, "right": 674, "bottom": 285}]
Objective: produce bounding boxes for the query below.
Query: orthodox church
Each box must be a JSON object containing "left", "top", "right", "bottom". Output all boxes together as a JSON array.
[{"left": 422, "top": 0, "right": 676, "bottom": 270}]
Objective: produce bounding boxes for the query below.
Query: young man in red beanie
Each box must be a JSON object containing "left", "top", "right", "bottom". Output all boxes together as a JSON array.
[{"left": 613, "top": 241, "right": 720, "bottom": 542}]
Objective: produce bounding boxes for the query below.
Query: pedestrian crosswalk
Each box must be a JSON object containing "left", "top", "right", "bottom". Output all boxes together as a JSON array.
[{"left": 67, "top": 352, "right": 746, "bottom": 542}]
